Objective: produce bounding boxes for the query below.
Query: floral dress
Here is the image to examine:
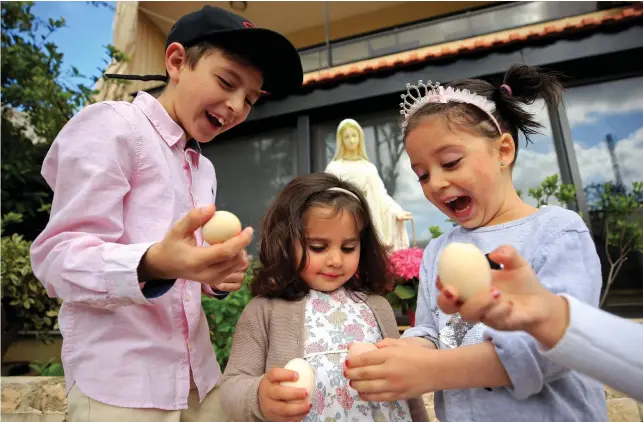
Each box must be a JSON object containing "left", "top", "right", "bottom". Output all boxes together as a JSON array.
[{"left": 302, "top": 288, "right": 412, "bottom": 422}]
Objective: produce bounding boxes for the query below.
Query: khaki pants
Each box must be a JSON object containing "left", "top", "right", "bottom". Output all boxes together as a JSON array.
[{"left": 67, "top": 385, "right": 230, "bottom": 422}]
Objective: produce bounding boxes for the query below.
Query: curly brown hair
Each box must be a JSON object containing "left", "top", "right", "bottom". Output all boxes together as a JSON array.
[{"left": 251, "top": 172, "right": 392, "bottom": 300}]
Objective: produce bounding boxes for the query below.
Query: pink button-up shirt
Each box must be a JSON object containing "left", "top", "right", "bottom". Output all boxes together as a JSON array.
[{"left": 30, "top": 91, "right": 224, "bottom": 410}]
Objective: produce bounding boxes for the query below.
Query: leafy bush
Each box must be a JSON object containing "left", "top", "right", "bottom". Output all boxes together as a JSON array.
[
  {"left": 589, "top": 181, "right": 643, "bottom": 305},
  {"left": 29, "top": 358, "right": 64, "bottom": 376},
  {"left": 1, "top": 222, "right": 61, "bottom": 341},
  {"left": 1, "top": 1, "right": 128, "bottom": 240},
  {"left": 202, "top": 261, "right": 256, "bottom": 371}
]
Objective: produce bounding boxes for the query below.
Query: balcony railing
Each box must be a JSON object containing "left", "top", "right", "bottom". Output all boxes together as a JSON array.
[{"left": 299, "top": 1, "right": 603, "bottom": 73}]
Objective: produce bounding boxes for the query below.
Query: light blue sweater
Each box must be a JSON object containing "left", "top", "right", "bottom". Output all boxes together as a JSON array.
[{"left": 403, "top": 206, "right": 608, "bottom": 422}]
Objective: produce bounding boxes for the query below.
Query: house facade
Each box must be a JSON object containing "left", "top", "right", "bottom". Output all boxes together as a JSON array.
[{"left": 97, "top": 1, "right": 643, "bottom": 314}]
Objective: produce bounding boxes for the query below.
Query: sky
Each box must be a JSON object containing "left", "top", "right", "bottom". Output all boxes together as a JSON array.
[{"left": 32, "top": 1, "right": 115, "bottom": 84}]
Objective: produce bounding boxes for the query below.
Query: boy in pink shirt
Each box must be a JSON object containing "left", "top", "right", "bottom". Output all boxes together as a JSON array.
[{"left": 29, "top": 6, "right": 302, "bottom": 421}]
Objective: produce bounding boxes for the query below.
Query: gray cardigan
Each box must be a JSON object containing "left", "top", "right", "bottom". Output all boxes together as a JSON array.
[{"left": 220, "top": 293, "right": 429, "bottom": 422}]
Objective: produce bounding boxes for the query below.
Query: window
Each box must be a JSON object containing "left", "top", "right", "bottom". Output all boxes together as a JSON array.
[
  {"left": 564, "top": 76, "right": 643, "bottom": 308},
  {"left": 565, "top": 77, "right": 643, "bottom": 201},
  {"left": 512, "top": 99, "right": 563, "bottom": 207},
  {"left": 202, "top": 128, "right": 297, "bottom": 254}
]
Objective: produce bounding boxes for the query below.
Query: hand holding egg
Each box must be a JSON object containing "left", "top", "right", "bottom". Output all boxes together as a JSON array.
[
  {"left": 258, "top": 361, "right": 314, "bottom": 421},
  {"left": 280, "top": 358, "right": 316, "bottom": 398},
  {"left": 437, "top": 245, "right": 558, "bottom": 337},
  {"left": 139, "top": 205, "right": 252, "bottom": 287}
]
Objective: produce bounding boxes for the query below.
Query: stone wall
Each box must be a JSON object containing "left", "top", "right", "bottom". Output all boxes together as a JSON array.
[{"left": 2, "top": 377, "right": 641, "bottom": 421}]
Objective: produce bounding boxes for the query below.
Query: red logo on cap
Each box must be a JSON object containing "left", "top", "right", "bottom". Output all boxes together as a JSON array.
[{"left": 243, "top": 21, "right": 255, "bottom": 28}]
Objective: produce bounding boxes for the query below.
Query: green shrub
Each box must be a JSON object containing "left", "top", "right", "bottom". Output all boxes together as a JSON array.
[
  {"left": 29, "top": 358, "right": 64, "bottom": 376},
  {"left": 1, "top": 225, "right": 61, "bottom": 342},
  {"left": 202, "top": 261, "right": 255, "bottom": 371}
]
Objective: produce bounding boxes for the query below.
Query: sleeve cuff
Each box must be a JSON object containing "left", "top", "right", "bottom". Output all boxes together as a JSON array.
[
  {"left": 103, "top": 242, "right": 156, "bottom": 305},
  {"left": 401, "top": 325, "right": 439, "bottom": 347},
  {"left": 141, "top": 279, "right": 176, "bottom": 299},
  {"left": 539, "top": 294, "right": 578, "bottom": 358},
  {"left": 202, "top": 284, "right": 230, "bottom": 300},
  {"left": 484, "top": 329, "right": 544, "bottom": 400}
]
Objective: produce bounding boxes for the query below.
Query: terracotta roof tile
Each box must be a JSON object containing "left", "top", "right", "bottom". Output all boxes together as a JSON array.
[{"left": 301, "top": 6, "right": 643, "bottom": 89}]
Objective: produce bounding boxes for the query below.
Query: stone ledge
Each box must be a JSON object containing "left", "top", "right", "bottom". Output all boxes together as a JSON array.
[
  {"left": 1, "top": 377, "right": 641, "bottom": 422},
  {"left": 1, "top": 377, "right": 67, "bottom": 415}
]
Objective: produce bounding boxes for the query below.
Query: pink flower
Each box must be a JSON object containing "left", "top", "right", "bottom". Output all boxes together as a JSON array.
[
  {"left": 336, "top": 386, "right": 354, "bottom": 410},
  {"left": 305, "top": 339, "right": 327, "bottom": 354},
  {"left": 329, "top": 289, "right": 348, "bottom": 304},
  {"left": 315, "top": 388, "right": 325, "bottom": 414},
  {"left": 344, "top": 323, "right": 364, "bottom": 342},
  {"left": 359, "top": 309, "right": 377, "bottom": 327},
  {"left": 389, "top": 247, "right": 423, "bottom": 281},
  {"left": 312, "top": 298, "right": 331, "bottom": 313}
]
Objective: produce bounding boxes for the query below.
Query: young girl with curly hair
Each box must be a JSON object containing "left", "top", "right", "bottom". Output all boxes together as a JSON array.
[{"left": 219, "top": 172, "right": 428, "bottom": 422}]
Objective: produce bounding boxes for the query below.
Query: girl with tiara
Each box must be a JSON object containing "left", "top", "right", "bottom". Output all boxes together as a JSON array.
[
  {"left": 344, "top": 64, "right": 609, "bottom": 421},
  {"left": 219, "top": 173, "right": 428, "bottom": 422}
]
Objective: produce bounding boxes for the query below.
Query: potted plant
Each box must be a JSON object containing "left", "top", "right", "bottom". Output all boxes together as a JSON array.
[{"left": 387, "top": 221, "right": 424, "bottom": 326}]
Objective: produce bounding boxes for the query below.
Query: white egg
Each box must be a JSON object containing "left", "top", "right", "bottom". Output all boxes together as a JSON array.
[
  {"left": 201, "top": 210, "right": 242, "bottom": 244},
  {"left": 347, "top": 342, "right": 377, "bottom": 358},
  {"left": 281, "top": 358, "right": 316, "bottom": 398},
  {"left": 437, "top": 242, "right": 491, "bottom": 300}
]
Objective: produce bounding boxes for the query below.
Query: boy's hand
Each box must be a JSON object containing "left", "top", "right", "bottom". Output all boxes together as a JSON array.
[
  {"left": 258, "top": 368, "right": 311, "bottom": 422},
  {"left": 436, "top": 245, "right": 569, "bottom": 348},
  {"left": 139, "top": 205, "right": 252, "bottom": 290}
]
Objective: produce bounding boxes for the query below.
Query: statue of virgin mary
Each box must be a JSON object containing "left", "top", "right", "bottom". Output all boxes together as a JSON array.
[{"left": 325, "top": 119, "right": 412, "bottom": 251}]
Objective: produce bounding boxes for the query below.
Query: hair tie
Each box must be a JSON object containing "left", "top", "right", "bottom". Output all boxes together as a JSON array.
[{"left": 500, "top": 84, "right": 512, "bottom": 96}]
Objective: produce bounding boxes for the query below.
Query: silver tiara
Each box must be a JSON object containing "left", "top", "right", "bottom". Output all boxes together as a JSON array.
[{"left": 399, "top": 80, "right": 502, "bottom": 134}]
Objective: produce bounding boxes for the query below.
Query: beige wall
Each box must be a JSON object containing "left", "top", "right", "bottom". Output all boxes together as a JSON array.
[
  {"left": 3, "top": 337, "right": 62, "bottom": 365},
  {"left": 94, "top": 1, "right": 166, "bottom": 102},
  {"left": 290, "top": 1, "right": 490, "bottom": 49}
]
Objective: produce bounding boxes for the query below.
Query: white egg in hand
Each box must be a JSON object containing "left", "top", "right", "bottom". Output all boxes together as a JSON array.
[
  {"left": 201, "top": 210, "right": 242, "bottom": 244},
  {"left": 347, "top": 342, "right": 377, "bottom": 358},
  {"left": 281, "top": 358, "right": 316, "bottom": 398},
  {"left": 437, "top": 242, "right": 491, "bottom": 300}
]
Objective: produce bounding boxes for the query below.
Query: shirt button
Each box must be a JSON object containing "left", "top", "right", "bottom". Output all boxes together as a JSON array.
[
  {"left": 188, "top": 343, "right": 193, "bottom": 352},
  {"left": 185, "top": 294, "right": 191, "bottom": 301}
]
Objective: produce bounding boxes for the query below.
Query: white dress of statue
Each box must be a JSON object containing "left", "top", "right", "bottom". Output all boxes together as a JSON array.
[{"left": 325, "top": 119, "right": 412, "bottom": 251}]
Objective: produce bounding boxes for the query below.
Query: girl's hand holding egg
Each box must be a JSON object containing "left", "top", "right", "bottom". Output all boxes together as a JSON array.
[{"left": 258, "top": 360, "right": 314, "bottom": 422}]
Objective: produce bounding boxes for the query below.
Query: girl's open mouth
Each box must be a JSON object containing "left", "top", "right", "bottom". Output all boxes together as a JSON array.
[{"left": 444, "top": 196, "right": 473, "bottom": 218}]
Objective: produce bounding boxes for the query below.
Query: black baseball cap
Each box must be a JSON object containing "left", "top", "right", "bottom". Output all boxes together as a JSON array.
[{"left": 105, "top": 6, "right": 303, "bottom": 95}]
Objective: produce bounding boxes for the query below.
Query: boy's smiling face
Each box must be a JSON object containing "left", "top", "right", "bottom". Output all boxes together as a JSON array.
[{"left": 163, "top": 42, "right": 263, "bottom": 143}]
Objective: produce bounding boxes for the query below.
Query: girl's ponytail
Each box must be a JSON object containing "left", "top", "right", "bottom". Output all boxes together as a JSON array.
[{"left": 492, "top": 64, "right": 565, "bottom": 144}]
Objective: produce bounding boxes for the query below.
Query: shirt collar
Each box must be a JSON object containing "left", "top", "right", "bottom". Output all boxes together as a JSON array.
[
  {"left": 185, "top": 138, "right": 201, "bottom": 167},
  {"left": 186, "top": 138, "right": 201, "bottom": 153},
  {"left": 133, "top": 91, "right": 186, "bottom": 148}
]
